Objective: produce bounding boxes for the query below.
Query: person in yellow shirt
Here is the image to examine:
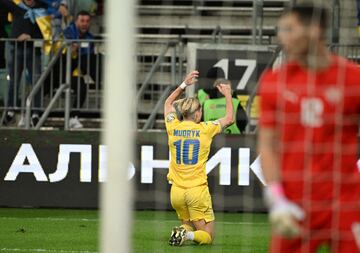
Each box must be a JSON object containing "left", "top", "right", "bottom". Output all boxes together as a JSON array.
[{"left": 164, "top": 70, "right": 234, "bottom": 246}]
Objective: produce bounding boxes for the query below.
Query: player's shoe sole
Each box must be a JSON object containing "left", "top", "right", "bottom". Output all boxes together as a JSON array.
[{"left": 168, "top": 226, "right": 186, "bottom": 246}]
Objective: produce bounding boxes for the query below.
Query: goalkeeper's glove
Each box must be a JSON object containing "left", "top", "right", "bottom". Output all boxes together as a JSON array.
[{"left": 264, "top": 182, "right": 305, "bottom": 238}]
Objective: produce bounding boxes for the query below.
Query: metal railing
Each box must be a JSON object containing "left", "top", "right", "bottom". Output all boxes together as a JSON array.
[
  {"left": 252, "top": 0, "right": 264, "bottom": 45},
  {"left": 135, "top": 41, "right": 185, "bottom": 120},
  {"left": 0, "top": 38, "right": 105, "bottom": 129},
  {"left": 25, "top": 42, "right": 68, "bottom": 129},
  {"left": 0, "top": 38, "right": 186, "bottom": 130},
  {"left": 2, "top": 38, "right": 360, "bottom": 131},
  {"left": 136, "top": 42, "right": 172, "bottom": 104},
  {"left": 329, "top": 44, "right": 360, "bottom": 62},
  {"left": 141, "top": 45, "right": 177, "bottom": 130}
]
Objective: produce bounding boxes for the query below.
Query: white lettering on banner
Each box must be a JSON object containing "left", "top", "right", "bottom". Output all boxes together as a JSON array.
[
  {"left": 4, "top": 143, "right": 47, "bottom": 181},
  {"left": 141, "top": 145, "right": 170, "bottom": 184},
  {"left": 249, "top": 156, "right": 266, "bottom": 186},
  {"left": 3, "top": 144, "right": 359, "bottom": 184},
  {"left": 206, "top": 148, "right": 231, "bottom": 185},
  {"left": 49, "top": 145, "right": 92, "bottom": 182},
  {"left": 140, "top": 146, "right": 265, "bottom": 185},
  {"left": 98, "top": 145, "right": 136, "bottom": 182},
  {"left": 98, "top": 145, "right": 107, "bottom": 182},
  {"left": 238, "top": 150, "right": 266, "bottom": 186},
  {"left": 238, "top": 148, "right": 250, "bottom": 186}
]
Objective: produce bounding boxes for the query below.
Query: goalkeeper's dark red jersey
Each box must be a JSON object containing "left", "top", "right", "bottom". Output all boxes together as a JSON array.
[{"left": 258, "top": 54, "right": 360, "bottom": 211}]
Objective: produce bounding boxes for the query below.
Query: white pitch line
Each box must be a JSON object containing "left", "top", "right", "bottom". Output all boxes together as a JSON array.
[
  {"left": 0, "top": 217, "right": 268, "bottom": 225},
  {"left": 0, "top": 248, "right": 97, "bottom": 253}
]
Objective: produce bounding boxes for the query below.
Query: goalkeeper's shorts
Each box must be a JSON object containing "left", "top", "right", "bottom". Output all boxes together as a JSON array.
[{"left": 170, "top": 184, "right": 214, "bottom": 223}]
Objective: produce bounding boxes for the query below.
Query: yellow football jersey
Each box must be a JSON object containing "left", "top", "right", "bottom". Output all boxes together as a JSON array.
[{"left": 165, "top": 112, "right": 221, "bottom": 188}]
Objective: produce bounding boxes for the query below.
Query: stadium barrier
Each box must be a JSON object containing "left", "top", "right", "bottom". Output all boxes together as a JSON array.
[
  {"left": 2, "top": 129, "right": 358, "bottom": 211},
  {"left": 0, "top": 38, "right": 104, "bottom": 129},
  {"left": 0, "top": 130, "right": 267, "bottom": 212},
  {"left": 1, "top": 39, "right": 359, "bottom": 130}
]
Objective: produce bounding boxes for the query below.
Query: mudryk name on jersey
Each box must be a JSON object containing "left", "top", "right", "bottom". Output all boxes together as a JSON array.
[{"left": 173, "top": 129, "right": 200, "bottom": 138}]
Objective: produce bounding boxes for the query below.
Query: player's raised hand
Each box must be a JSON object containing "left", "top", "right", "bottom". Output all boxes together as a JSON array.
[
  {"left": 216, "top": 83, "right": 232, "bottom": 97},
  {"left": 183, "top": 71, "right": 199, "bottom": 86}
]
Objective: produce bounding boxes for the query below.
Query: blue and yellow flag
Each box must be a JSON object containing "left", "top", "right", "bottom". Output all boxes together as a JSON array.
[{"left": 8, "top": 0, "right": 53, "bottom": 54}]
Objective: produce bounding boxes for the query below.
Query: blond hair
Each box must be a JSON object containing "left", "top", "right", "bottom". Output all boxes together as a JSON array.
[
  {"left": 176, "top": 97, "right": 201, "bottom": 120},
  {"left": 213, "top": 78, "right": 231, "bottom": 88}
]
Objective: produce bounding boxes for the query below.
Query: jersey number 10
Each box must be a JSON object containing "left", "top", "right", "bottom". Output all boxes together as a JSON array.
[{"left": 173, "top": 139, "right": 200, "bottom": 165}]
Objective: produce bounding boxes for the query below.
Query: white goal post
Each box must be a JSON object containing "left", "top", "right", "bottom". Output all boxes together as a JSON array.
[{"left": 100, "top": 0, "right": 136, "bottom": 252}]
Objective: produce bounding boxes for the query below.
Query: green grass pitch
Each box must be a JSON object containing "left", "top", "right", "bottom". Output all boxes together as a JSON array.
[
  {"left": 0, "top": 208, "right": 329, "bottom": 253},
  {"left": 0, "top": 208, "right": 269, "bottom": 253}
]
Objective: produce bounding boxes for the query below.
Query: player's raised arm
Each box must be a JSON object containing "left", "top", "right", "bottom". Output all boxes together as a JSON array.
[
  {"left": 216, "top": 84, "right": 234, "bottom": 128},
  {"left": 164, "top": 70, "right": 199, "bottom": 117}
]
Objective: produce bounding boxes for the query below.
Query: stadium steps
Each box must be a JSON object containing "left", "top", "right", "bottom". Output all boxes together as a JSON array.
[
  {"left": 138, "top": 0, "right": 290, "bottom": 8},
  {"left": 339, "top": 0, "right": 359, "bottom": 45},
  {"left": 137, "top": 118, "right": 166, "bottom": 130},
  {"left": 40, "top": 117, "right": 166, "bottom": 130},
  {"left": 136, "top": 25, "right": 277, "bottom": 38},
  {"left": 135, "top": 0, "right": 286, "bottom": 46},
  {"left": 40, "top": 117, "right": 102, "bottom": 130},
  {"left": 136, "top": 5, "right": 280, "bottom": 44},
  {"left": 134, "top": 1, "right": 288, "bottom": 130},
  {"left": 36, "top": 88, "right": 102, "bottom": 130},
  {"left": 136, "top": 34, "right": 272, "bottom": 44},
  {"left": 137, "top": 7, "right": 282, "bottom": 25}
]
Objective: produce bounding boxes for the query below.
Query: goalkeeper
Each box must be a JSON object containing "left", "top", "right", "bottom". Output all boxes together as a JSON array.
[
  {"left": 258, "top": 3, "right": 360, "bottom": 253},
  {"left": 164, "top": 70, "right": 234, "bottom": 246}
]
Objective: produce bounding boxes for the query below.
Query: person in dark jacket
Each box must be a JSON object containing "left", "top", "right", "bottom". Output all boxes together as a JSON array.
[
  {"left": 43, "top": 10, "right": 94, "bottom": 128},
  {"left": 0, "top": 0, "right": 48, "bottom": 126},
  {"left": 0, "top": 7, "right": 8, "bottom": 69},
  {"left": 64, "top": 10, "right": 96, "bottom": 128}
]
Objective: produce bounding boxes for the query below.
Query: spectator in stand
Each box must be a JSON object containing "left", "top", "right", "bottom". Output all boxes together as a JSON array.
[
  {"left": 0, "top": 0, "right": 50, "bottom": 127},
  {"left": 40, "top": 0, "right": 69, "bottom": 40},
  {"left": 0, "top": 7, "right": 8, "bottom": 69},
  {"left": 63, "top": 10, "right": 94, "bottom": 56},
  {"left": 63, "top": 10, "right": 94, "bottom": 129}
]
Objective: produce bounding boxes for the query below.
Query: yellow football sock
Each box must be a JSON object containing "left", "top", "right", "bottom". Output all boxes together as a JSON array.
[
  {"left": 194, "top": 230, "right": 212, "bottom": 245},
  {"left": 180, "top": 224, "right": 194, "bottom": 232}
]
